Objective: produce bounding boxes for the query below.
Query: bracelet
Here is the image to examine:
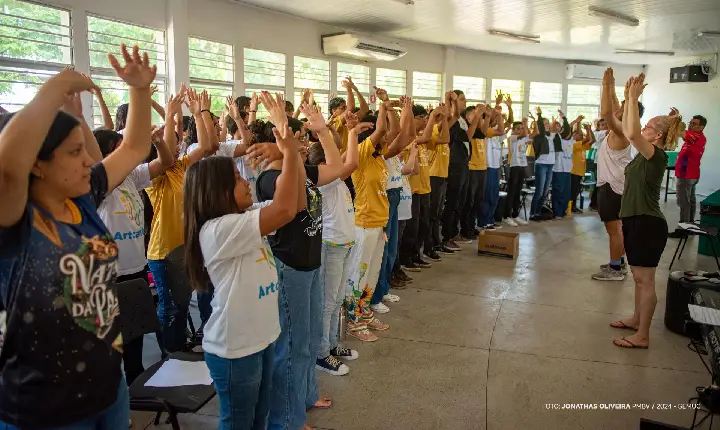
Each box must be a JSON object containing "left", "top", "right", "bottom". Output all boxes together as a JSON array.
[
  {"left": 200, "top": 109, "right": 211, "bottom": 114},
  {"left": 248, "top": 110, "right": 258, "bottom": 113}
]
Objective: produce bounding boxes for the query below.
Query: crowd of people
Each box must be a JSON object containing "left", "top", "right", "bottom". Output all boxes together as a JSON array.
[{"left": 0, "top": 42, "right": 707, "bottom": 430}]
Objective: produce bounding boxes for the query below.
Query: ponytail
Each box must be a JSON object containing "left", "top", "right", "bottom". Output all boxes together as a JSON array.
[{"left": 663, "top": 115, "right": 685, "bottom": 151}]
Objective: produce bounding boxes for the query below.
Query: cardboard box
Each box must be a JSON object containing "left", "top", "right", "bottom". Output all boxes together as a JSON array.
[{"left": 477, "top": 231, "right": 519, "bottom": 260}]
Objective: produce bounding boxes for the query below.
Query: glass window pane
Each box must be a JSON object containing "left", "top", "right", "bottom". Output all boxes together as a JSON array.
[
  {"left": 337, "top": 62, "right": 370, "bottom": 93},
  {"left": 189, "top": 37, "right": 234, "bottom": 83},
  {"left": 87, "top": 16, "right": 166, "bottom": 75},
  {"left": 0, "top": 65, "right": 56, "bottom": 112},
  {"left": 453, "top": 76, "right": 486, "bottom": 102},
  {"left": 412, "top": 71, "right": 442, "bottom": 99},
  {"left": 529, "top": 82, "right": 562, "bottom": 104},
  {"left": 244, "top": 48, "right": 285, "bottom": 88},
  {"left": 293, "top": 91, "right": 329, "bottom": 118},
  {"left": 376, "top": 68, "right": 406, "bottom": 97},
  {"left": 566, "top": 105, "right": 600, "bottom": 122},
  {"left": 244, "top": 88, "right": 273, "bottom": 120},
  {"left": 567, "top": 84, "right": 601, "bottom": 105},
  {"left": 91, "top": 74, "right": 167, "bottom": 125},
  {"left": 491, "top": 79, "right": 524, "bottom": 115},
  {"left": 0, "top": 0, "right": 71, "bottom": 64},
  {"left": 294, "top": 56, "right": 329, "bottom": 91}
]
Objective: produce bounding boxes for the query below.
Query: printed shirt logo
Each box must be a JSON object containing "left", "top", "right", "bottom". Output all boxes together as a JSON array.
[
  {"left": 302, "top": 179, "right": 323, "bottom": 236},
  {"left": 60, "top": 235, "right": 121, "bottom": 348},
  {"left": 117, "top": 188, "right": 143, "bottom": 227}
]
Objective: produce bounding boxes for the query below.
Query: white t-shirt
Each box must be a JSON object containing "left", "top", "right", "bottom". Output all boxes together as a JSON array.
[
  {"left": 535, "top": 133, "right": 556, "bottom": 164},
  {"left": 486, "top": 136, "right": 503, "bottom": 169},
  {"left": 97, "top": 164, "right": 151, "bottom": 276},
  {"left": 596, "top": 133, "right": 633, "bottom": 194},
  {"left": 553, "top": 138, "right": 575, "bottom": 173},
  {"left": 186, "top": 140, "right": 239, "bottom": 158},
  {"left": 509, "top": 136, "right": 529, "bottom": 167},
  {"left": 200, "top": 204, "right": 280, "bottom": 359},
  {"left": 318, "top": 179, "right": 356, "bottom": 245},
  {"left": 398, "top": 175, "right": 412, "bottom": 221},
  {"left": 385, "top": 155, "right": 404, "bottom": 190},
  {"left": 236, "top": 156, "right": 262, "bottom": 203}
]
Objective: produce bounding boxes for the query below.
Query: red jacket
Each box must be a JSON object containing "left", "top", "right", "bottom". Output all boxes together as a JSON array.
[{"left": 676, "top": 130, "right": 706, "bottom": 180}]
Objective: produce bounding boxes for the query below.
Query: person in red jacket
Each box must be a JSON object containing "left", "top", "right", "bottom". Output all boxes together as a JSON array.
[{"left": 669, "top": 113, "right": 707, "bottom": 238}]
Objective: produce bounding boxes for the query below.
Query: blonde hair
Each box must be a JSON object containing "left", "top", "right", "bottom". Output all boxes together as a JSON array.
[{"left": 652, "top": 115, "right": 686, "bottom": 151}]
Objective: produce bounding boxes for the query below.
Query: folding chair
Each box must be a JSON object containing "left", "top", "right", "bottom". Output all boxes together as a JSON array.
[{"left": 669, "top": 223, "right": 720, "bottom": 271}]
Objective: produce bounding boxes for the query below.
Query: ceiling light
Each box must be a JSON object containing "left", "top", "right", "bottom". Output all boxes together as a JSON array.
[
  {"left": 588, "top": 6, "right": 639, "bottom": 27},
  {"left": 698, "top": 31, "right": 720, "bottom": 38},
  {"left": 614, "top": 49, "right": 675, "bottom": 56},
  {"left": 487, "top": 29, "right": 540, "bottom": 44}
]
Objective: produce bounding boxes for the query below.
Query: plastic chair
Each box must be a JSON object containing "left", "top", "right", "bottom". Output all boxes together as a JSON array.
[{"left": 165, "top": 246, "right": 202, "bottom": 350}]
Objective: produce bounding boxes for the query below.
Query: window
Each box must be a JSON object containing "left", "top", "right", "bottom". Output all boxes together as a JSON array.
[
  {"left": 0, "top": 0, "right": 71, "bottom": 112},
  {"left": 189, "top": 37, "right": 234, "bottom": 115},
  {"left": 491, "top": 79, "right": 524, "bottom": 114},
  {"left": 567, "top": 84, "right": 601, "bottom": 121},
  {"left": 294, "top": 56, "right": 329, "bottom": 118},
  {"left": 87, "top": 16, "right": 167, "bottom": 125},
  {"left": 293, "top": 91, "right": 328, "bottom": 117},
  {"left": 412, "top": 71, "right": 442, "bottom": 106},
  {"left": 376, "top": 68, "right": 406, "bottom": 97},
  {"left": 529, "top": 82, "right": 563, "bottom": 118},
  {"left": 453, "top": 76, "right": 486, "bottom": 104},
  {"left": 337, "top": 62, "right": 370, "bottom": 93},
  {"left": 244, "top": 48, "right": 285, "bottom": 90}
]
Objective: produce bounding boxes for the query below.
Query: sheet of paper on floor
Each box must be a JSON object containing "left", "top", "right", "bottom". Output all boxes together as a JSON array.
[
  {"left": 688, "top": 304, "right": 720, "bottom": 327},
  {"left": 145, "top": 359, "right": 213, "bottom": 387}
]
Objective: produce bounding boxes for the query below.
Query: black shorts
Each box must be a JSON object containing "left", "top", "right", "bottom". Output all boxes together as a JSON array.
[
  {"left": 597, "top": 183, "right": 622, "bottom": 222},
  {"left": 622, "top": 215, "right": 668, "bottom": 268}
]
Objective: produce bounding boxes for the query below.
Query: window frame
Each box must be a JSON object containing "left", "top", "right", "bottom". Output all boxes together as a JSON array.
[
  {"left": 490, "top": 78, "right": 525, "bottom": 115},
  {"left": 566, "top": 83, "right": 602, "bottom": 122},
  {"left": 412, "top": 70, "right": 442, "bottom": 106},
  {"left": 375, "top": 67, "right": 407, "bottom": 99},
  {"left": 336, "top": 61, "right": 371, "bottom": 94},
  {"left": 188, "top": 36, "right": 235, "bottom": 115},
  {"left": 293, "top": 55, "right": 330, "bottom": 117},
  {"left": 453, "top": 75, "right": 486, "bottom": 106}
]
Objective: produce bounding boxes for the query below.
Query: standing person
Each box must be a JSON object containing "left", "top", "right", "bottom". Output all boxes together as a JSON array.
[
  {"left": 529, "top": 107, "right": 556, "bottom": 221},
  {"left": 503, "top": 118, "right": 530, "bottom": 225},
  {"left": 460, "top": 104, "right": 489, "bottom": 237},
  {"left": 183, "top": 125, "right": 299, "bottom": 428},
  {"left": 256, "top": 98, "right": 345, "bottom": 430},
  {"left": 669, "top": 113, "right": 707, "bottom": 237},
  {"left": 0, "top": 45, "right": 155, "bottom": 429},
  {"left": 551, "top": 113, "right": 574, "bottom": 219},
  {"left": 426, "top": 104, "right": 452, "bottom": 254},
  {"left": 570, "top": 122, "right": 596, "bottom": 213},
  {"left": 591, "top": 73, "right": 644, "bottom": 281},
  {"left": 610, "top": 73, "right": 684, "bottom": 349},
  {"left": 589, "top": 118, "right": 609, "bottom": 211},
  {"left": 394, "top": 139, "right": 419, "bottom": 286},
  {"left": 480, "top": 100, "right": 510, "bottom": 230}
]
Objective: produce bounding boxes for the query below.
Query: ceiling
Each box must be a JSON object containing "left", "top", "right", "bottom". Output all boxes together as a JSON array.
[{"left": 230, "top": 0, "right": 720, "bottom": 65}]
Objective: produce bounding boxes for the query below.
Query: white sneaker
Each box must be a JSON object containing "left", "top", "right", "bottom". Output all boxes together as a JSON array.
[
  {"left": 383, "top": 293, "right": 400, "bottom": 303},
  {"left": 514, "top": 217, "right": 528, "bottom": 225},
  {"left": 502, "top": 218, "right": 518, "bottom": 227},
  {"left": 370, "top": 302, "right": 390, "bottom": 313}
]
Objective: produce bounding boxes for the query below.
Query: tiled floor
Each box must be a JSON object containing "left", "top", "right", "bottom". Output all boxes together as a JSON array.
[{"left": 133, "top": 199, "right": 720, "bottom": 430}]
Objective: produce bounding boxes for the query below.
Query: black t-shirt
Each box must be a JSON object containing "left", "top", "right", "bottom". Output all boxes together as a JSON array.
[
  {"left": 0, "top": 163, "right": 123, "bottom": 427},
  {"left": 256, "top": 165, "right": 323, "bottom": 271},
  {"left": 449, "top": 116, "right": 471, "bottom": 165}
]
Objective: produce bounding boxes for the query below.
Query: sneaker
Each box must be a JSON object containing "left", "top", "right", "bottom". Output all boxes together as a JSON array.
[
  {"left": 591, "top": 267, "right": 625, "bottom": 281},
  {"left": 484, "top": 224, "right": 496, "bottom": 230},
  {"left": 316, "top": 355, "right": 350, "bottom": 376},
  {"left": 454, "top": 235, "right": 473, "bottom": 244},
  {"left": 437, "top": 245, "right": 455, "bottom": 254},
  {"left": 514, "top": 217, "right": 528, "bottom": 226},
  {"left": 413, "top": 258, "right": 431, "bottom": 269},
  {"left": 330, "top": 346, "right": 359, "bottom": 361},
  {"left": 368, "top": 317, "right": 390, "bottom": 331},
  {"left": 443, "top": 240, "right": 461, "bottom": 251},
  {"left": 370, "top": 302, "right": 390, "bottom": 313},
  {"left": 530, "top": 215, "right": 542, "bottom": 221},
  {"left": 493, "top": 223, "right": 503, "bottom": 228},
  {"left": 347, "top": 327, "right": 378, "bottom": 342},
  {"left": 390, "top": 278, "right": 407, "bottom": 289},
  {"left": 423, "top": 250, "right": 442, "bottom": 261},
  {"left": 395, "top": 268, "right": 413, "bottom": 282},
  {"left": 502, "top": 218, "right": 518, "bottom": 227},
  {"left": 600, "top": 263, "right": 629, "bottom": 275},
  {"left": 401, "top": 261, "right": 421, "bottom": 272},
  {"left": 383, "top": 293, "right": 400, "bottom": 303}
]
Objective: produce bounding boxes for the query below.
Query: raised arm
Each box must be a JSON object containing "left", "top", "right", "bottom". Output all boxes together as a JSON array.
[
  {"left": 504, "top": 95, "right": 514, "bottom": 131},
  {"left": 301, "top": 103, "right": 343, "bottom": 186},
  {"left": 259, "top": 126, "right": 300, "bottom": 235},
  {"left": 558, "top": 109, "right": 572, "bottom": 139},
  {"left": 622, "top": 74, "right": 656, "bottom": 159},
  {"left": 435, "top": 104, "right": 451, "bottom": 145},
  {"left": 248, "top": 93, "right": 259, "bottom": 124},
  {"left": 101, "top": 44, "right": 156, "bottom": 192},
  {"left": 385, "top": 96, "right": 413, "bottom": 159},
  {"left": 519, "top": 117, "right": 529, "bottom": 138},
  {"left": 149, "top": 85, "right": 166, "bottom": 120},
  {"left": 90, "top": 84, "right": 114, "bottom": 130},
  {"left": 402, "top": 143, "right": 418, "bottom": 175},
  {"left": 600, "top": 68, "right": 624, "bottom": 137},
  {"left": 466, "top": 104, "right": 483, "bottom": 140},
  {"left": 198, "top": 91, "right": 220, "bottom": 155},
  {"left": 0, "top": 69, "right": 94, "bottom": 227},
  {"left": 338, "top": 111, "right": 362, "bottom": 179},
  {"left": 185, "top": 89, "right": 211, "bottom": 165},
  {"left": 385, "top": 101, "right": 401, "bottom": 145},
  {"left": 342, "top": 78, "right": 355, "bottom": 113},
  {"left": 583, "top": 123, "right": 595, "bottom": 148},
  {"left": 368, "top": 102, "right": 388, "bottom": 146},
  {"left": 349, "top": 77, "right": 369, "bottom": 119},
  {"left": 446, "top": 91, "right": 459, "bottom": 128},
  {"left": 60, "top": 91, "right": 103, "bottom": 163}
]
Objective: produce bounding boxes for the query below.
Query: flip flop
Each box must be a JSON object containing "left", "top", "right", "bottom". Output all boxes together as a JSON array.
[
  {"left": 311, "top": 397, "right": 333, "bottom": 409},
  {"left": 613, "top": 337, "right": 648, "bottom": 349},
  {"left": 609, "top": 321, "right": 639, "bottom": 331}
]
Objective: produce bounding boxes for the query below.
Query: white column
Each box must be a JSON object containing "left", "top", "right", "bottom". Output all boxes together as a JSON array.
[
  {"left": 166, "top": 0, "right": 189, "bottom": 94},
  {"left": 442, "top": 47, "right": 456, "bottom": 93},
  {"left": 70, "top": 10, "right": 94, "bottom": 124}
]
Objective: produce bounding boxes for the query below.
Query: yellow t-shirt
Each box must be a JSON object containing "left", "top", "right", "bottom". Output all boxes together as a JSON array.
[
  {"left": 469, "top": 129, "right": 492, "bottom": 171},
  {"left": 571, "top": 141, "right": 592, "bottom": 176},
  {"left": 404, "top": 140, "right": 431, "bottom": 195},
  {"left": 352, "top": 138, "right": 389, "bottom": 228},
  {"left": 428, "top": 125, "right": 450, "bottom": 178},
  {"left": 527, "top": 140, "right": 536, "bottom": 158},
  {"left": 146, "top": 155, "right": 189, "bottom": 260},
  {"left": 331, "top": 115, "right": 349, "bottom": 153}
]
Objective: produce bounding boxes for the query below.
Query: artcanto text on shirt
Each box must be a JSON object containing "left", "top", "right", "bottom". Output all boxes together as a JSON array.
[
  {"left": 257, "top": 281, "right": 278, "bottom": 299},
  {"left": 112, "top": 227, "right": 146, "bottom": 241}
]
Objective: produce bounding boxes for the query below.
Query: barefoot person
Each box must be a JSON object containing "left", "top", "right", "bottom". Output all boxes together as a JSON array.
[{"left": 610, "top": 73, "right": 685, "bottom": 349}]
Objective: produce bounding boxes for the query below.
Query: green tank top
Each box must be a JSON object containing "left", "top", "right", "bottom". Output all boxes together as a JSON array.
[{"left": 619, "top": 145, "right": 668, "bottom": 220}]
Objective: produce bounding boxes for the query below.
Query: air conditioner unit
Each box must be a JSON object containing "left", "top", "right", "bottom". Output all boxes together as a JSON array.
[
  {"left": 565, "top": 64, "right": 605, "bottom": 81},
  {"left": 322, "top": 33, "right": 407, "bottom": 62}
]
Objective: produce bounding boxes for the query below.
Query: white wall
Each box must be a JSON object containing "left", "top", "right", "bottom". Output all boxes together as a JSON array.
[{"left": 643, "top": 61, "right": 719, "bottom": 197}]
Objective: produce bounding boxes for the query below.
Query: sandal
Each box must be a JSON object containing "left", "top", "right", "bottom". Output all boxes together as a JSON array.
[
  {"left": 609, "top": 320, "right": 639, "bottom": 331},
  {"left": 311, "top": 396, "right": 332, "bottom": 409},
  {"left": 613, "top": 336, "right": 648, "bottom": 349}
]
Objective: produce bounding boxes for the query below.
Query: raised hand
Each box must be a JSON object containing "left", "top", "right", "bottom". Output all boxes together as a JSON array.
[
  {"left": 374, "top": 86, "right": 389, "bottom": 102},
  {"left": 341, "top": 78, "right": 352, "bottom": 90},
  {"left": 150, "top": 85, "right": 158, "bottom": 96},
  {"left": 495, "top": 89, "right": 503, "bottom": 105},
  {"left": 246, "top": 142, "right": 284, "bottom": 168},
  {"left": 185, "top": 88, "right": 201, "bottom": 115},
  {"left": 628, "top": 74, "right": 646, "bottom": 100},
  {"left": 602, "top": 67, "right": 615, "bottom": 87},
  {"left": 536, "top": 106, "right": 542, "bottom": 116},
  {"left": 260, "top": 92, "right": 288, "bottom": 138},
  {"left": 151, "top": 125, "right": 164, "bottom": 142},
  {"left": 85, "top": 74, "right": 102, "bottom": 96},
  {"left": 434, "top": 102, "right": 449, "bottom": 118},
  {"left": 668, "top": 107, "right": 679, "bottom": 117},
  {"left": 344, "top": 110, "right": 359, "bottom": 130},
  {"left": 226, "top": 95, "right": 241, "bottom": 120},
  {"left": 575, "top": 115, "right": 585, "bottom": 123},
  {"left": 558, "top": 109, "right": 566, "bottom": 118},
  {"left": 504, "top": 95, "right": 512, "bottom": 106},
  {"left": 521, "top": 117, "right": 528, "bottom": 125},
  {"left": 199, "top": 90, "right": 211, "bottom": 111},
  {"left": 108, "top": 44, "right": 157, "bottom": 89},
  {"left": 166, "top": 93, "right": 183, "bottom": 116},
  {"left": 300, "top": 103, "right": 326, "bottom": 133},
  {"left": 47, "top": 66, "right": 94, "bottom": 94},
  {"left": 301, "top": 88, "right": 313, "bottom": 105},
  {"left": 272, "top": 125, "right": 299, "bottom": 155},
  {"left": 62, "top": 92, "right": 83, "bottom": 118},
  {"left": 250, "top": 92, "right": 259, "bottom": 112},
  {"left": 352, "top": 122, "right": 375, "bottom": 135}
]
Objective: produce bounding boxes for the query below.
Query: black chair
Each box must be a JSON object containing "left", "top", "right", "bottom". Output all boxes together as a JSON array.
[
  {"left": 116, "top": 279, "right": 216, "bottom": 430},
  {"left": 520, "top": 187, "right": 535, "bottom": 220},
  {"left": 669, "top": 223, "right": 720, "bottom": 271},
  {"left": 165, "top": 246, "right": 202, "bottom": 350}
]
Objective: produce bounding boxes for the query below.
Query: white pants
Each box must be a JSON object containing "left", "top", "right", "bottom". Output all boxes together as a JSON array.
[{"left": 345, "top": 226, "right": 385, "bottom": 326}]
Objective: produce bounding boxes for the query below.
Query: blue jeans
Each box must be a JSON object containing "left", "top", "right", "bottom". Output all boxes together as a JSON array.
[
  {"left": 148, "top": 258, "right": 189, "bottom": 353},
  {"left": 0, "top": 375, "right": 129, "bottom": 430},
  {"left": 319, "top": 243, "right": 352, "bottom": 358},
  {"left": 531, "top": 163, "right": 554, "bottom": 216},
  {"left": 205, "top": 345, "right": 274, "bottom": 430},
  {"left": 197, "top": 283, "right": 215, "bottom": 326},
  {"left": 480, "top": 168, "right": 500, "bottom": 226},
  {"left": 552, "top": 172, "right": 571, "bottom": 217},
  {"left": 372, "top": 187, "right": 400, "bottom": 305},
  {"left": 269, "top": 259, "right": 322, "bottom": 430}
]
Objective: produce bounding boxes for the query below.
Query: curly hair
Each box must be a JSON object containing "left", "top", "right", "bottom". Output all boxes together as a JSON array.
[{"left": 654, "top": 115, "right": 686, "bottom": 151}]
